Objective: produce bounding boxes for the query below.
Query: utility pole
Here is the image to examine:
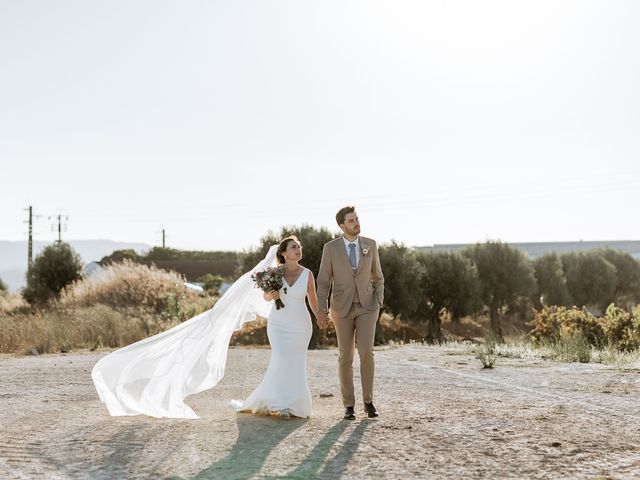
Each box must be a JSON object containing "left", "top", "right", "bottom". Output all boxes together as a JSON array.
[
  {"left": 49, "top": 214, "right": 68, "bottom": 243},
  {"left": 157, "top": 228, "right": 168, "bottom": 248},
  {"left": 24, "top": 206, "right": 43, "bottom": 273},
  {"left": 24, "top": 206, "right": 33, "bottom": 272}
]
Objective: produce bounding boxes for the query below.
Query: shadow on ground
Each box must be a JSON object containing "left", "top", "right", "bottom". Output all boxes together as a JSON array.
[{"left": 181, "top": 414, "right": 370, "bottom": 480}]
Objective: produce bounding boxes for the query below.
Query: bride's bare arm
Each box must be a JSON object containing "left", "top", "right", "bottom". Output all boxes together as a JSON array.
[{"left": 306, "top": 270, "right": 319, "bottom": 318}]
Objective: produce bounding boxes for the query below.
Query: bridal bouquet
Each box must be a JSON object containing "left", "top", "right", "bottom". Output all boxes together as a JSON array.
[{"left": 252, "top": 266, "right": 286, "bottom": 310}]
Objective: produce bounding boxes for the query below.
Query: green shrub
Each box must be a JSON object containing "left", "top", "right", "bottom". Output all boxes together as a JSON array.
[
  {"left": 23, "top": 242, "right": 83, "bottom": 305},
  {"left": 602, "top": 304, "right": 640, "bottom": 352},
  {"left": 556, "top": 307, "right": 606, "bottom": 348},
  {"left": 529, "top": 306, "right": 560, "bottom": 343},
  {"left": 551, "top": 332, "right": 592, "bottom": 363},
  {"left": 529, "top": 306, "right": 606, "bottom": 348},
  {"left": 475, "top": 333, "right": 498, "bottom": 368},
  {"left": 197, "top": 273, "right": 225, "bottom": 296}
]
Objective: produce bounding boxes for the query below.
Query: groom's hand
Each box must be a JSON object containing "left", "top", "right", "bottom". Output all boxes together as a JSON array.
[{"left": 317, "top": 311, "right": 329, "bottom": 329}]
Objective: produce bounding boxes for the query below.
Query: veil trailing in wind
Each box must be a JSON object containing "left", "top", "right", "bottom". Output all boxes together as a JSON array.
[{"left": 91, "top": 245, "right": 278, "bottom": 419}]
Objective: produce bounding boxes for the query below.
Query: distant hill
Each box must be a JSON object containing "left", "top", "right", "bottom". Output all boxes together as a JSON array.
[
  {"left": 416, "top": 240, "right": 640, "bottom": 260},
  {"left": 0, "top": 240, "right": 151, "bottom": 292}
]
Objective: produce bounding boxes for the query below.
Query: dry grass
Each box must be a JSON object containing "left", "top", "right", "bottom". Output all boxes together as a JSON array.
[
  {"left": 0, "top": 299, "right": 217, "bottom": 355},
  {"left": 60, "top": 260, "right": 194, "bottom": 315},
  {"left": 0, "top": 261, "right": 214, "bottom": 355},
  {"left": 1, "top": 305, "right": 162, "bottom": 354},
  {"left": 231, "top": 316, "right": 270, "bottom": 346},
  {"left": 378, "top": 314, "right": 427, "bottom": 343},
  {"left": 0, "top": 293, "right": 27, "bottom": 314},
  {"left": 467, "top": 339, "right": 640, "bottom": 367},
  {"left": 4, "top": 268, "right": 640, "bottom": 365},
  {"left": 230, "top": 312, "right": 428, "bottom": 347},
  {"left": 441, "top": 315, "right": 486, "bottom": 342}
]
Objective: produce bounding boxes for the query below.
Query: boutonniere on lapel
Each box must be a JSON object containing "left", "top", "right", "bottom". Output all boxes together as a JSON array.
[{"left": 361, "top": 243, "right": 370, "bottom": 256}]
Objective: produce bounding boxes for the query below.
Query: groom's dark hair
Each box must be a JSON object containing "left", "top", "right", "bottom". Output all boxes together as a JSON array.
[{"left": 336, "top": 206, "right": 356, "bottom": 226}]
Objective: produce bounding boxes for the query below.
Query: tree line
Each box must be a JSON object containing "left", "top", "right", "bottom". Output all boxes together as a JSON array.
[
  {"left": 381, "top": 243, "right": 640, "bottom": 342},
  {"left": 243, "top": 226, "right": 640, "bottom": 343},
  {"left": 13, "top": 226, "right": 640, "bottom": 346}
]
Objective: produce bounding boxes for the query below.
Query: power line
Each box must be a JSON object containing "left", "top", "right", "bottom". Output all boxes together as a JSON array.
[
  {"left": 67, "top": 173, "right": 640, "bottom": 221},
  {"left": 66, "top": 178, "right": 640, "bottom": 225},
  {"left": 26, "top": 171, "right": 640, "bottom": 242}
]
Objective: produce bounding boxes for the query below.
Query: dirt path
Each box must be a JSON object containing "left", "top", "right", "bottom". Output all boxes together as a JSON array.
[{"left": 1, "top": 344, "right": 639, "bottom": 479}]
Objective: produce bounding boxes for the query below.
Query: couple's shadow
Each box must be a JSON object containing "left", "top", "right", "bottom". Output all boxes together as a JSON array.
[{"left": 189, "top": 414, "right": 370, "bottom": 480}]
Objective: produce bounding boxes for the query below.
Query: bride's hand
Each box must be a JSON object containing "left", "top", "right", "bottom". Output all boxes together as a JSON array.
[
  {"left": 267, "top": 290, "right": 280, "bottom": 301},
  {"left": 316, "top": 311, "right": 329, "bottom": 329}
]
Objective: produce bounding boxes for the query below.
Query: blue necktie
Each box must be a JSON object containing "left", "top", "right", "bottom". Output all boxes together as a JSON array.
[{"left": 349, "top": 243, "right": 357, "bottom": 270}]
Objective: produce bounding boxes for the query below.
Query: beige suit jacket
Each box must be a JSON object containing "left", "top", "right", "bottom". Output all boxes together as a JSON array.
[{"left": 317, "top": 235, "right": 384, "bottom": 318}]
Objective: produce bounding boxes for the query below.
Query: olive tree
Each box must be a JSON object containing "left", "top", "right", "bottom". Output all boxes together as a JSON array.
[
  {"left": 562, "top": 251, "right": 617, "bottom": 311},
  {"left": 416, "top": 251, "right": 481, "bottom": 343},
  {"left": 463, "top": 241, "right": 536, "bottom": 341},
  {"left": 533, "top": 253, "right": 571, "bottom": 307}
]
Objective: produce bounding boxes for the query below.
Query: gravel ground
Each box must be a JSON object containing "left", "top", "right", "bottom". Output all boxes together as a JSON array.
[{"left": 1, "top": 344, "right": 640, "bottom": 479}]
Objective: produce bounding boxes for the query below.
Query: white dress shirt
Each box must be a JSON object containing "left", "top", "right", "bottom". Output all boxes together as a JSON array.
[{"left": 342, "top": 235, "right": 360, "bottom": 269}]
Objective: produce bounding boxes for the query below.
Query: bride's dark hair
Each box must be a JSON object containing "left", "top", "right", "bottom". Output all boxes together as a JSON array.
[{"left": 276, "top": 235, "right": 301, "bottom": 264}]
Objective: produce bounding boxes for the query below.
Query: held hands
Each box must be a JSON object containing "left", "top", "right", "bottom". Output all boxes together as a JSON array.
[{"left": 316, "top": 310, "right": 332, "bottom": 330}]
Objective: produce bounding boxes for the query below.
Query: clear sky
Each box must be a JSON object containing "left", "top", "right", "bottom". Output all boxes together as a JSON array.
[{"left": 1, "top": 0, "right": 639, "bottom": 251}]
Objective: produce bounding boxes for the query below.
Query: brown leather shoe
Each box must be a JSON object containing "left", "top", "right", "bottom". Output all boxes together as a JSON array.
[
  {"left": 343, "top": 407, "right": 356, "bottom": 420},
  {"left": 364, "top": 403, "right": 379, "bottom": 418}
]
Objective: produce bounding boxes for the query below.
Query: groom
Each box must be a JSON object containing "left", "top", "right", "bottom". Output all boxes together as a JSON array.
[{"left": 317, "top": 206, "right": 384, "bottom": 420}]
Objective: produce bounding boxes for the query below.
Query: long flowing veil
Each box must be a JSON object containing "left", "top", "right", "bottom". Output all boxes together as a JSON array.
[{"left": 91, "top": 245, "right": 278, "bottom": 419}]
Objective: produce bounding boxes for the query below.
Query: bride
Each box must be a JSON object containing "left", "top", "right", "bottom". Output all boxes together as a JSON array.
[
  {"left": 91, "top": 235, "right": 320, "bottom": 419},
  {"left": 232, "top": 235, "right": 318, "bottom": 418}
]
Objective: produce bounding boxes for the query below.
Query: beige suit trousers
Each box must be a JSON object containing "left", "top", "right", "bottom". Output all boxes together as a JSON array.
[{"left": 333, "top": 302, "right": 379, "bottom": 407}]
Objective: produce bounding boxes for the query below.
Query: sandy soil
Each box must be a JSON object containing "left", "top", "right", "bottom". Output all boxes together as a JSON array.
[{"left": 1, "top": 344, "right": 639, "bottom": 479}]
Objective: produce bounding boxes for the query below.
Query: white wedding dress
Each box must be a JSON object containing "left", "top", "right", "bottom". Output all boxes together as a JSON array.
[
  {"left": 92, "top": 245, "right": 313, "bottom": 419},
  {"left": 231, "top": 267, "right": 313, "bottom": 418}
]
